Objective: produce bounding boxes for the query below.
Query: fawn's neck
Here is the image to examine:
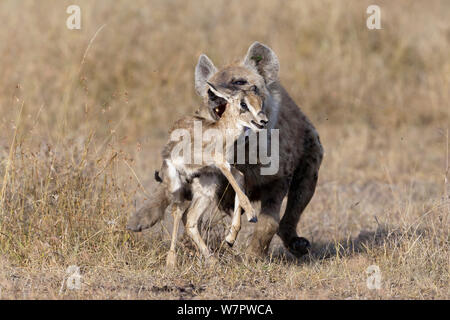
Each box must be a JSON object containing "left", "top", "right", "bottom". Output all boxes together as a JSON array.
[{"left": 214, "top": 112, "right": 243, "bottom": 141}]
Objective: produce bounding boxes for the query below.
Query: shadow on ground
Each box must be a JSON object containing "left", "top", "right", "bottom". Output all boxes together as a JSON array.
[{"left": 269, "top": 224, "right": 430, "bottom": 265}]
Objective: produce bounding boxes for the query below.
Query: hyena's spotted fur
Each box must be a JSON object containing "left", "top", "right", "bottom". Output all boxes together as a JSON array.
[{"left": 127, "top": 42, "right": 323, "bottom": 259}]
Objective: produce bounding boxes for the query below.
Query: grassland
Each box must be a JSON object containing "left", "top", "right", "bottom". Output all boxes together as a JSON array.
[{"left": 0, "top": 0, "right": 448, "bottom": 299}]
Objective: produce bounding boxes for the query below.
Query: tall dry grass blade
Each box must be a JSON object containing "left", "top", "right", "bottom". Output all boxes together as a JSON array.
[
  {"left": 0, "top": 101, "right": 24, "bottom": 212},
  {"left": 123, "top": 159, "right": 151, "bottom": 198},
  {"left": 79, "top": 24, "right": 107, "bottom": 74}
]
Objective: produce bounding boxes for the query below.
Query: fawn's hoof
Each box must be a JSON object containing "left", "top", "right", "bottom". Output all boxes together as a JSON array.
[
  {"left": 166, "top": 250, "right": 177, "bottom": 269},
  {"left": 248, "top": 216, "right": 258, "bottom": 223},
  {"left": 287, "top": 237, "right": 311, "bottom": 257},
  {"left": 225, "top": 239, "right": 235, "bottom": 247}
]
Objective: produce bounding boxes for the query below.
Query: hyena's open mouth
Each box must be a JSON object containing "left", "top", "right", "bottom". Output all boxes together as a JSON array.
[
  {"left": 213, "top": 102, "right": 226, "bottom": 118},
  {"left": 208, "top": 89, "right": 227, "bottom": 119}
]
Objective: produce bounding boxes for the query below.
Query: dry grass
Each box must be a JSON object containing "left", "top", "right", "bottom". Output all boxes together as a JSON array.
[{"left": 0, "top": 0, "right": 448, "bottom": 299}]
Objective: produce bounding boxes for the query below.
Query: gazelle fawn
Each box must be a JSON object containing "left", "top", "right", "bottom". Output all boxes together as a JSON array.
[{"left": 159, "top": 83, "right": 268, "bottom": 267}]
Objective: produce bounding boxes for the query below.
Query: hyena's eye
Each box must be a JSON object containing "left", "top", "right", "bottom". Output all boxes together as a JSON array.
[
  {"left": 240, "top": 101, "right": 249, "bottom": 111},
  {"left": 232, "top": 79, "right": 247, "bottom": 86}
]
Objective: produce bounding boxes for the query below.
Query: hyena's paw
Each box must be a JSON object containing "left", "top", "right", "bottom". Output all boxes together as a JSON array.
[{"left": 287, "top": 237, "right": 311, "bottom": 258}]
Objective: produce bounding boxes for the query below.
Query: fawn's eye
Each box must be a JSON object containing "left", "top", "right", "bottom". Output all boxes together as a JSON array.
[
  {"left": 240, "top": 101, "right": 249, "bottom": 111},
  {"left": 232, "top": 79, "right": 247, "bottom": 86}
]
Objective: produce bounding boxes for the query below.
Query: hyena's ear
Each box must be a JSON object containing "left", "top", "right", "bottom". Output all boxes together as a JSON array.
[
  {"left": 243, "top": 42, "right": 279, "bottom": 85},
  {"left": 195, "top": 54, "right": 217, "bottom": 97}
]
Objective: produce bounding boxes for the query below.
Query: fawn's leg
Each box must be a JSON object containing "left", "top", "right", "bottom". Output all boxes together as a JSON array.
[
  {"left": 225, "top": 193, "right": 242, "bottom": 246},
  {"left": 166, "top": 203, "right": 184, "bottom": 268},
  {"left": 216, "top": 162, "right": 257, "bottom": 222},
  {"left": 225, "top": 167, "right": 245, "bottom": 246},
  {"left": 183, "top": 188, "right": 217, "bottom": 264}
]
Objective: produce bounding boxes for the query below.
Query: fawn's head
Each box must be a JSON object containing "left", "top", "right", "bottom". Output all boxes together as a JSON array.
[
  {"left": 207, "top": 82, "right": 268, "bottom": 132},
  {"left": 195, "top": 42, "right": 279, "bottom": 123}
]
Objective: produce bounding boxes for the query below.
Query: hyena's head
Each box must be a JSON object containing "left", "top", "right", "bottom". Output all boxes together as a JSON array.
[
  {"left": 206, "top": 81, "right": 268, "bottom": 132},
  {"left": 195, "top": 42, "right": 280, "bottom": 122}
]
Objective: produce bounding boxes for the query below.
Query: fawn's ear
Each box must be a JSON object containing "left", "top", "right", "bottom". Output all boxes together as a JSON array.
[
  {"left": 195, "top": 54, "right": 217, "bottom": 97},
  {"left": 243, "top": 42, "right": 279, "bottom": 85},
  {"left": 206, "top": 81, "right": 230, "bottom": 100}
]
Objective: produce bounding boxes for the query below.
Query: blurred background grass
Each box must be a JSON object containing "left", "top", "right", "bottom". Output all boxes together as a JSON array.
[
  {"left": 1, "top": 1, "right": 448, "bottom": 139},
  {"left": 0, "top": 0, "right": 448, "bottom": 299}
]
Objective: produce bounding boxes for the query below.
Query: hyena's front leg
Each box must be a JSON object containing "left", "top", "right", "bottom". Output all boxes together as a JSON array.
[{"left": 278, "top": 156, "right": 321, "bottom": 257}]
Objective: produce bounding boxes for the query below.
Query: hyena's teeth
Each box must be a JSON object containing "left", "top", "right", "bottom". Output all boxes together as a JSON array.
[{"left": 215, "top": 107, "right": 219, "bottom": 113}]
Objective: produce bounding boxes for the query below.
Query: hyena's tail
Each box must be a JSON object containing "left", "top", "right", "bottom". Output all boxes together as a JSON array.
[{"left": 126, "top": 183, "right": 169, "bottom": 232}]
